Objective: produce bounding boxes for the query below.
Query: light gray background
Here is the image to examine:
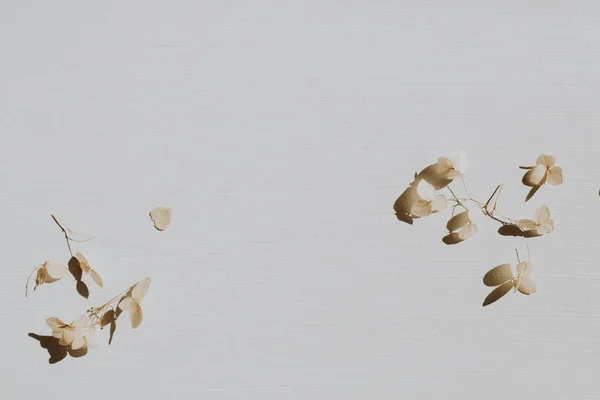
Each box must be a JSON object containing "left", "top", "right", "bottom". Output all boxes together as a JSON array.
[{"left": 1, "top": 1, "right": 599, "bottom": 399}]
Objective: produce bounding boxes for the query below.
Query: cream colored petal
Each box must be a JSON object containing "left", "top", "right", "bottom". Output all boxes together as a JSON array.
[
  {"left": 132, "top": 277, "right": 152, "bottom": 302},
  {"left": 59, "top": 329, "right": 75, "bottom": 346},
  {"left": 546, "top": 166, "right": 563, "bottom": 186},
  {"left": 71, "top": 333, "right": 85, "bottom": 350},
  {"left": 149, "top": 206, "right": 173, "bottom": 231},
  {"left": 430, "top": 194, "right": 447, "bottom": 213},
  {"left": 44, "top": 263, "right": 67, "bottom": 283},
  {"left": 522, "top": 165, "right": 547, "bottom": 187},
  {"left": 416, "top": 179, "right": 435, "bottom": 201},
  {"left": 90, "top": 269, "right": 104, "bottom": 288},
  {"left": 72, "top": 315, "right": 87, "bottom": 329},
  {"left": 436, "top": 157, "right": 453, "bottom": 172},
  {"left": 85, "top": 335, "right": 98, "bottom": 349},
  {"left": 458, "top": 222, "right": 477, "bottom": 240},
  {"left": 446, "top": 210, "right": 470, "bottom": 232},
  {"left": 52, "top": 329, "right": 63, "bottom": 339},
  {"left": 118, "top": 297, "right": 137, "bottom": 311},
  {"left": 537, "top": 220, "right": 554, "bottom": 234},
  {"left": 130, "top": 304, "right": 144, "bottom": 329},
  {"left": 45, "top": 317, "right": 65, "bottom": 330},
  {"left": 455, "top": 150, "right": 468, "bottom": 174},
  {"left": 518, "top": 219, "right": 538, "bottom": 231},
  {"left": 411, "top": 199, "right": 432, "bottom": 217},
  {"left": 446, "top": 170, "right": 462, "bottom": 179},
  {"left": 534, "top": 206, "right": 550, "bottom": 224},
  {"left": 483, "top": 263, "right": 513, "bottom": 287},
  {"left": 516, "top": 261, "right": 532, "bottom": 276},
  {"left": 516, "top": 276, "right": 536, "bottom": 295},
  {"left": 536, "top": 154, "right": 555, "bottom": 167},
  {"left": 75, "top": 252, "right": 91, "bottom": 273}
]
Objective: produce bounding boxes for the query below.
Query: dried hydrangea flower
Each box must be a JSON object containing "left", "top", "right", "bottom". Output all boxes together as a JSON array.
[
  {"left": 75, "top": 252, "right": 103, "bottom": 287},
  {"left": 446, "top": 208, "right": 478, "bottom": 241},
  {"left": 46, "top": 315, "right": 94, "bottom": 350},
  {"left": 482, "top": 247, "right": 536, "bottom": 307},
  {"left": 149, "top": 206, "right": 173, "bottom": 231},
  {"left": 118, "top": 277, "right": 151, "bottom": 329},
  {"left": 34, "top": 260, "right": 68, "bottom": 289},
  {"left": 410, "top": 180, "right": 447, "bottom": 217},
  {"left": 436, "top": 150, "right": 468, "bottom": 179},
  {"left": 518, "top": 205, "right": 554, "bottom": 235},
  {"left": 522, "top": 154, "right": 563, "bottom": 187}
]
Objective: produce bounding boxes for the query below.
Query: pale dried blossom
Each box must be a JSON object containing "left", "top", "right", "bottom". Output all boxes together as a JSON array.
[
  {"left": 436, "top": 150, "right": 468, "bottom": 179},
  {"left": 150, "top": 206, "right": 172, "bottom": 231},
  {"left": 410, "top": 180, "right": 447, "bottom": 217},
  {"left": 33, "top": 261, "right": 67, "bottom": 290},
  {"left": 518, "top": 205, "right": 554, "bottom": 236},
  {"left": 46, "top": 315, "right": 95, "bottom": 350},
  {"left": 75, "top": 252, "right": 103, "bottom": 287},
  {"left": 118, "top": 277, "right": 151, "bottom": 329},
  {"left": 446, "top": 208, "right": 479, "bottom": 241},
  {"left": 521, "top": 154, "right": 563, "bottom": 188},
  {"left": 482, "top": 247, "right": 536, "bottom": 307}
]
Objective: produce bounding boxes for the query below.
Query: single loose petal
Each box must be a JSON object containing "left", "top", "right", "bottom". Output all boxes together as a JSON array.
[{"left": 149, "top": 206, "right": 173, "bottom": 231}]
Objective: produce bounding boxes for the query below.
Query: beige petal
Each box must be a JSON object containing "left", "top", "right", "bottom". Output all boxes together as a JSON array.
[
  {"left": 534, "top": 206, "right": 551, "bottom": 224},
  {"left": 536, "top": 154, "right": 556, "bottom": 167},
  {"left": 416, "top": 179, "right": 435, "bottom": 201},
  {"left": 522, "top": 165, "right": 547, "bottom": 187},
  {"left": 446, "top": 210, "right": 470, "bottom": 232},
  {"left": 149, "top": 206, "right": 173, "bottom": 231},
  {"left": 430, "top": 194, "right": 447, "bottom": 213},
  {"left": 71, "top": 333, "right": 85, "bottom": 350},
  {"left": 46, "top": 317, "right": 65, "bottom": 330},
  {"left": 130, "top": 304, "right": 144, "bottom": 329},
  {"left": 516, "top": 276, "right": 537, "bottom": 295},
  {"left": 483, "top": 263, "right": 513, "bottom": 287},
  {"left": 133, "top": 277, "right": 152, "bottom": 302},
  {"left": 59, "top": 329, "right": 75, "bottom": 346},
  {"left": 45, "top": 263, "right": 68, "bottom": 283},
  {"left": 518, "top": 219, "right": 538, "bottom": 231},
  {"left": 118, "top": 297, "right": 137, "bottom": 311},
  {"left": 458, "top": 222, "right": 477, "bottom": 240},
  {"left": 546, "top": 166, "right": 563, "bottom": 186},
  {"left": 436, "top": 157, "right": 453, "bottom": 172},
  {"left": 537, "top": 220, "right": 554, "bottom": 234},
  {"left": 411, "top": 199, "right": 432, "bottom": 217},
  {"left": 72, "top": 315, "right": 87, "bottom": 329},
  {"left": 90, "top": 269, "right": 103, "bottom": 288},
  {"left": 75, "top": 252, "right": 91, "bottom": 273},
  {"left": 483, "top": 280, "right": 515, "bottom": 307},
  {"left": 516, "top": 261, "right": 532, "bottom": 276}
]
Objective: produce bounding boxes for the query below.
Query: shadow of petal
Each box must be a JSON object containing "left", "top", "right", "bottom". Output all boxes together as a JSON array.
[
  {"left": 497, "top": 224, "right": 525, "bottom": 237},
  {"left": 442, "top": 232, "right": 464, "bottom": 245},
  {"left": 482, "top": 281, "right": 514, "bottom": 307},
  {"left": 68, "top": 344, "right": 88, "bottom": 358},
  {"left": 28, "top": 333, "right": 68, "bottom": 364},
  {"left": 393, "top": 186, "right": 418, "bottom": 225},
  {"left": 68, "top": 257, "right": 83, "bottom": 281},
  {"left": 76, "top": 280, "right": 89, "bottom": 299},
  {"left": 109, "top": 320, "right": 117, "bottom": 345},
  {"left": 525, "top": 186, "right": 541, "bottom": 202}
]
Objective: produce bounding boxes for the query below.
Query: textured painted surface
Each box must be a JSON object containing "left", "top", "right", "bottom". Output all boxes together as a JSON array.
[{"left": 1, "top": 2, "right": 599, "bottom": 399}]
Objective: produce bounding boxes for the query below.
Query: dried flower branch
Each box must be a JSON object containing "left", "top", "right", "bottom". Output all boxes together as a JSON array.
[
  {"left": 29, "top": 277, "right": 152, "bottom": 364},
  {"left": 482, "top": 246, "right": 536, "bottom": 307}
]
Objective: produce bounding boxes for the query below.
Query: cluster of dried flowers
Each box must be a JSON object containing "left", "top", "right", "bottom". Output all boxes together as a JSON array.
[
  {"left": 393, "top": 152, "right": 562, "bottom": 307},
  {"left": 27, "top": 208, "right": 170, "bottom": 364}
]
